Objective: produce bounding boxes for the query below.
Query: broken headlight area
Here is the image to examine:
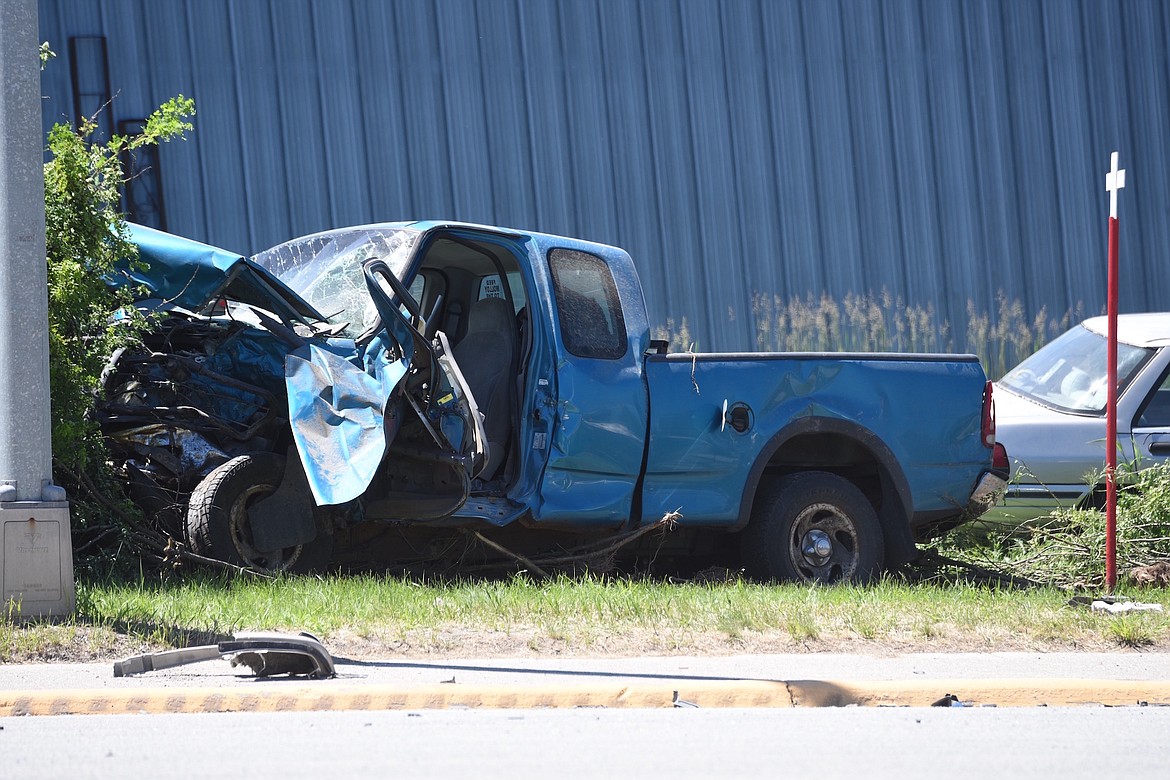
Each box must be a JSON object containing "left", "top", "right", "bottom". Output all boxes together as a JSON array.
[{"left": 97, "top": 315, "right": 293, "bottom": 536}]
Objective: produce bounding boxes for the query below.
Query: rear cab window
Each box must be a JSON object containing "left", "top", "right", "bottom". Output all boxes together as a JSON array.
[{"left": 547, "top": 248, "right": 627, "bottom": 360}]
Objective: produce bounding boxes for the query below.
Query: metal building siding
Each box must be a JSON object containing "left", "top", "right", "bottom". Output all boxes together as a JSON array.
[
  {"left": 1120, "top": 0, "right": 1170, "bottom": 314},
  {"left": 36, "top": 0, "right": 1170, "bottom": 351},
  {"left": 760, "top": 1, "right": 824, "bottom": 300}
]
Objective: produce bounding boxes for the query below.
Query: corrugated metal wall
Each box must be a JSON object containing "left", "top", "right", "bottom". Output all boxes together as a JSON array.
[{"left": 37, "top": 0, "right": 1170, "bottom": 352}]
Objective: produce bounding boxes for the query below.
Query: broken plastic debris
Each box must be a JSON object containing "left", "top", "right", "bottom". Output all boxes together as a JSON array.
[{"left": 113, "top": 631, "right": 335, "bottom": 678}]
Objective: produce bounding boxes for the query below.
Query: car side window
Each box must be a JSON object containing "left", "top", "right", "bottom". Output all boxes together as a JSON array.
[
  {"left": 385, "top": 274, "right": 427, "bottom": 327},
  {"left": 547, "top": 248, "right": 627, "bottom": 360},
  {"left": 1136, "top": 370, "right": 1170, "bottom": 427}
]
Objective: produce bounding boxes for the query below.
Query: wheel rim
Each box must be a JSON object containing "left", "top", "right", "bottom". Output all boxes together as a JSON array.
[
  {"left": 787, "top": 502, "right": 859, "bottom": 583},
  {"left": 228, "top": 484, "right": 304, "bottom": 572}
]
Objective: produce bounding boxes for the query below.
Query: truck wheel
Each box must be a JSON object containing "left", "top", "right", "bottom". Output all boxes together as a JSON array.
[
  {"left": 742, "top": 472, "right": 884, "bottom": 584},
  {"left": 187, "top": 453, "right": 332, "bottom": 574}
]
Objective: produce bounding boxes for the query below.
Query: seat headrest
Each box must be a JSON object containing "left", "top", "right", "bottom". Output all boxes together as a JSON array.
[{"left": 466, "top": 297, "right": 515, "bottom": 335}]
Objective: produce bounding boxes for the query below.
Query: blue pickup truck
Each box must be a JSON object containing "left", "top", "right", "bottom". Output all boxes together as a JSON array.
[{"left": 99, "top": 221, "right": 1007, "bottom": 583}]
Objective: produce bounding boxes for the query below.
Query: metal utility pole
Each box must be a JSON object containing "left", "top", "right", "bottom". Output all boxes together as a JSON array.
[{"left": 0, "top": 0, "right": 75, "bottom": 616}]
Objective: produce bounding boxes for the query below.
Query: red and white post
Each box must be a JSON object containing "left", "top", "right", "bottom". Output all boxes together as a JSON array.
[{"left": 1104, "top": 151, "right": 1126, "bottom": 593}]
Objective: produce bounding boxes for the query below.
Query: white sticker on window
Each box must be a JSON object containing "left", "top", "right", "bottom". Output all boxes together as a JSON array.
[{"left": 533, "top": 432, "right": 547, "bottom": 450}]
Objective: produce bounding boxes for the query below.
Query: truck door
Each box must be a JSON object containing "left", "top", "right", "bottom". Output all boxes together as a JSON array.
[
  {"left": 285, "top": 251, "right": 484, "bottom": 517},
  {"left": 537, "top": 246, "right": 650, "bottom": 527}
]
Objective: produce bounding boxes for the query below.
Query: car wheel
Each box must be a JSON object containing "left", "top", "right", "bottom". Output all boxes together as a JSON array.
[
  {"left": 187, "top": 453, "right": 332, "bottom": 574},
  {"left": 742, "top": 471, "right": 885, "bottom": 584}
]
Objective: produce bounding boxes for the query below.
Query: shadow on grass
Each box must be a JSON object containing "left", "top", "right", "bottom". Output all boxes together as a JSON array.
[
  {"left": 96, "top": 617, "right": 234, "bottom": 649},
  {"left": 896, "top": 548, "right": 1052, "bottom": 591}
]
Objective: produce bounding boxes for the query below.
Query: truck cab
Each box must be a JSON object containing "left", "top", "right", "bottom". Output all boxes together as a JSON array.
[{"left": 255, "top": 222, "right": 655, "bottom": 531}]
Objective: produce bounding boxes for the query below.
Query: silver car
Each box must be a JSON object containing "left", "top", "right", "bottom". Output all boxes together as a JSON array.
[{"left": 990, "top": 313, "right": 1170, "bottom": 521}]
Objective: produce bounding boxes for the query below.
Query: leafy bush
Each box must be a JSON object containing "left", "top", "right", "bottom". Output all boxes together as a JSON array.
[
  {"left": 44, "top": 96, "right": 194, "bottom": 470},
  {"left": 941, "top": 460, "right": 1170, "bottom": 589},
  {"left": 41, "top": 48, "right": 194, "bottom": 568}
]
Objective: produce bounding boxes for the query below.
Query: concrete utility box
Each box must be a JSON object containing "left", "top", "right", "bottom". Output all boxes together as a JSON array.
[{"left": 1, "top": 503, "right": 75, "bottom": 617}]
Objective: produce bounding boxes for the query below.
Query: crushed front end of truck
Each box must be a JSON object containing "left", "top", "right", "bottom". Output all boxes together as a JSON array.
[
  {"left": 96, "top": 225, "right": 341, "bottom": 566},
  {"left": 96, "top": 224, "right": 488, "bottom": 573}
]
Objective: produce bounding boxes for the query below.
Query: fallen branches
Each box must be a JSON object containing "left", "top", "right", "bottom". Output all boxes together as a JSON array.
[
  {"left": 464, "top": 511, "right": 681, "bottom": 580},
  {"left": 909, "top": 547, "right": 1047, "bottom": 590}
]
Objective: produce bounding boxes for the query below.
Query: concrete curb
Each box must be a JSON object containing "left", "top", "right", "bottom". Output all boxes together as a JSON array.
[
  {"left": 2, "top": 679, "right": 1168, "bottom": 715},
  {"left": 785, "top": 679, "right": 1170, "bottom": 708}
]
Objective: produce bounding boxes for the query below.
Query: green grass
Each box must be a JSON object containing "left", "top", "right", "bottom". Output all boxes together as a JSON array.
[{"left": 5, "top": 572, "right": 1169, "bottom": 662}]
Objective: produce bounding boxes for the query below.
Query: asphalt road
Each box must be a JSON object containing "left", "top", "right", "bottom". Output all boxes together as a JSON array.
[
  {"left": 4, "top": 706, "right": 1169, "bottom": 780},
  {"left": 2, "top": 651, "right": 1168, "bottom": 778}
]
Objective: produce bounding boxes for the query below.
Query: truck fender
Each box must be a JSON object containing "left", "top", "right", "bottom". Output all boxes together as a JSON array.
[
  {"left": 732, "top": 416, "right": 918, "bottom": 566},
  {"left": 243, "top": 448, "right": 320, "bottom": 551}
]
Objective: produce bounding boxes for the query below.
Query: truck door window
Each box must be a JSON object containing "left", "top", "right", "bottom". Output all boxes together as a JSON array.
[
  {"left": 548, "top": 248, "right": 627, "bottom": 360},
  {"left": 409, "top": 274, "right": 426, "bottom": 302},
  {"left": 366, "top": 272, "right": 428, "bottom": 331}
]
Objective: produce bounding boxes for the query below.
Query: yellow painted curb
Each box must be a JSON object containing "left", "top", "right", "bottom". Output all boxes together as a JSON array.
[
  {"left": 785, "top": 679, "right": 1170, "bottom": 708},
  {"left": 0, "top": 680, "right": 793, "bottom": 716},
  {"left": 1, "top": 679, "right": 1167, "bottom": 716}
]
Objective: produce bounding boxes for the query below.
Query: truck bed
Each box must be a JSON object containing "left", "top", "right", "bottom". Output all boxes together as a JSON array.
[{"left": 638, "top": 351, "right": 990, "bottom": 535}]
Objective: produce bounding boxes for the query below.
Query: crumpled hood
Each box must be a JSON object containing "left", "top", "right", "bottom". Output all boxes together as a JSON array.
[{"left": 119, "top": 223, "right": 326, "bottom": 323}]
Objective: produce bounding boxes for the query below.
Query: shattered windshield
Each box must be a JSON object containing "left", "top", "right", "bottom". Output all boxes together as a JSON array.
[
  {"left": 999, "top": 325, "right": 1153, "bottom": 414},
  {"left": 252, "top": 226, "right": 420, "bottom": 339}
]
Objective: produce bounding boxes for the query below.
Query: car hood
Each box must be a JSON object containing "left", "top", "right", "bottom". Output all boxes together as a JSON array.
[
  {"left": 994, "top": 382, "right": 1108, "bottom": 484},
  {"left": 119, "top": 223, "right": 327, "bottom": 324},
  {"left": 993, "top": 384, "right": 1081, "bottom": 422}
]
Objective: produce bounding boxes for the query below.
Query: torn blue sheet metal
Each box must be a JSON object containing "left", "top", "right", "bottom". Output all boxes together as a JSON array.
[
  {"left": 120, "top": 223, "right": 326, "bottom": 324},
  {"left": 114, "top": 222, "right": 434, "bottom": 511},
  {"left": 285, "top": 338, "right": 408, "bottom": 506}
]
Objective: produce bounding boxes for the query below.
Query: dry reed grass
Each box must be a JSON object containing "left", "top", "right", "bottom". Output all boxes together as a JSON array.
[{"left": 655, "top": 291, "right": 1084, "bottom": 379}]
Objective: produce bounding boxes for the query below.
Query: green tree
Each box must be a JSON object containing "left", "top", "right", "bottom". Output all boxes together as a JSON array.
[
  {"left": 44, "top": 96, "right": 194, "bottom": 469},
  {"left": 42, "top": 45, "right": 195, "bottom": 564}
]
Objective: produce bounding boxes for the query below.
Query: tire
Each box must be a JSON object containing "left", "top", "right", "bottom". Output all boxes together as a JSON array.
[
  {"left": 186, "top": 453, "right": 332, "bottom": 574},
  {"left": 742, "top": 471, "right": 885, "bottom": 584}
]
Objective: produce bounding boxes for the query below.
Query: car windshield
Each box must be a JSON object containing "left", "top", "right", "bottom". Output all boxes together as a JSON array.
[
  {"left": 999, "top": 324, "right": 1153, "bottom": 414},
  {"left": 252, "top": 226, "right": 421, "bottom": 339}
]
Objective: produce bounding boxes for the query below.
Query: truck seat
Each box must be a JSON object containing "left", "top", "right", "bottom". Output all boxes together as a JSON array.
[{"left": 452, "top": 297, "right": 516, "bottom": 480}]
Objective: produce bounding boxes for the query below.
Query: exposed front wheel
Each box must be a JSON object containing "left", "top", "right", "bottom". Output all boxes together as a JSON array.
[
  {"left": 187, "top": 453, "right": 332, "bottom": 574},
  {"left": 742, "top": 471, "right": 885, "bottom": 584}
]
